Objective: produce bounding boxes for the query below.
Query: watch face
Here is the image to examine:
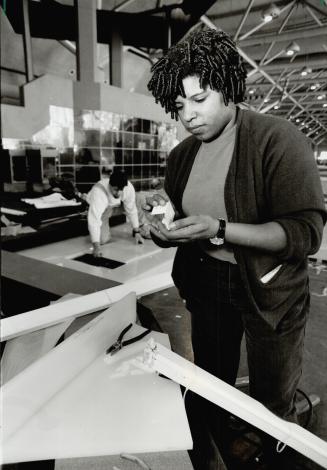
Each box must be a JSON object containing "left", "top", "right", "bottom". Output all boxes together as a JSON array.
[{"left": 210, "top": 237, "right": 224, "bottom": 246}]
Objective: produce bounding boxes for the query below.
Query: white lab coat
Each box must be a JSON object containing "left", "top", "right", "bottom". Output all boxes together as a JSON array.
[{"left": 87, "top": 179, "right": 139, "bottom": 244}]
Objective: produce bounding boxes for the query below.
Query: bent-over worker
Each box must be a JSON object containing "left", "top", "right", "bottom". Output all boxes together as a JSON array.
[{"left": 87, "top": 169, "right": 144, "bottom": 257}]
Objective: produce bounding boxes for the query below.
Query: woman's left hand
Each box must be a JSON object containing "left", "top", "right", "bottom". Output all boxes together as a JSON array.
[{"left": 150, "top": 215, "right": 219, "bottom": 243}]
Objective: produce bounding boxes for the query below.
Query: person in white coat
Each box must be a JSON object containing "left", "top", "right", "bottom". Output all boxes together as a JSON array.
[{"left": 87, "top": 169, "right": 144, "bottom": 257}]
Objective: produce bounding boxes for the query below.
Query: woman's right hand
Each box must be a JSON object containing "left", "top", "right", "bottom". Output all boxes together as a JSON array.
[
  {"left": 141, "top": 193, "right": 169, "bottom": 226},
  {"left": 142, "top": 193, "right": 168, "bottom": 212}
]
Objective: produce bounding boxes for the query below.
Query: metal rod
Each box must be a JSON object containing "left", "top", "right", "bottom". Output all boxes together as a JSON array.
[
  {"left": 259, "top": 100, "right": 281, "bottom": 113},
  {"left": 305, "top": 5, "right": 323, "bottom": 26},
  {"left": 238, "top": 1, "right": 295, "bottom": 41},
  {"left": 257, "top": 85, "right": 276, "bottom": 111},
  {"left": 257, "top": 68, "right": 287, "bottom": 111},
  {"left": 260, "top": 42, "right": 275, "bottom": 66},
  {"left": 260, "top": 1, "right": 296, "bottom": 65},
  {"left": 241, "top": 25, "right": 327, "bottom": 47},
  {"left": 315, "top": 135, "right": 326, "bottom": 146},
  {"left": 303, "top": 0, "right": 327, "bottom": 18},
  {"left": 200, "top": 15, "right": 327, "bottom": 135},
  {"left": 307, "top": 125, "right": 321, "bottom": 137},
  {"left": 262, "top": 48, "right": 286, "bottom": 66},
  {"left": 237, "top": 49, "right": 327, "bottom": 132},
  {"left": 58, "top": 40, "right": 76, "bottom": 54},
  {"left": 285, "top": 104, "right": 297, "bottom": 118},
  {"left": 233, "top": 0, "right": 254, "bottom": 41},
  {"left": 113, "top": 0, "right": 137, "bottom": 12}
]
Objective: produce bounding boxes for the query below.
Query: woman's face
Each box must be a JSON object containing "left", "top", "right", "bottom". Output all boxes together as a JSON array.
[{"left": 175, "top": 75, "right": 236, "bottom": 142}]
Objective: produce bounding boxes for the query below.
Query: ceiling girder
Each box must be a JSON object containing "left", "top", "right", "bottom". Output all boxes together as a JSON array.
[
  {"left": 199, "top": 16, "right": 327, "bottom": 136},
  {"left": 240, "top": 25, "right": 327, "bottom": 47}
]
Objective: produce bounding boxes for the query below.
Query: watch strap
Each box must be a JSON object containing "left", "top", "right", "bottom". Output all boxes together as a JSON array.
[{"left": 216, "top": 218, "right": 226, "bottom": 239}]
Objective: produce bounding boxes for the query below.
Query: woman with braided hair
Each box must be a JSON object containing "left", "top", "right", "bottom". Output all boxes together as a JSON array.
[{"left": 144, "top": 29, "right": 326, "bottom": 469}]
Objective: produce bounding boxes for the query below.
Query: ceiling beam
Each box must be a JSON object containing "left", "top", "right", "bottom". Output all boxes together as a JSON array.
[
  {"left": 200, "top": 15, "right": 327, "bottom": 137},
  {"left": 245, "top": 53, "right": 327, "bottom": 71},
  {"left": 248, "top": 90, "right": 327, "bottom": 97},
  {"left": 246, "top": 78, "right": 327, "bottom": 88},
  {"left": 239, "top": 25, "right": 327, "bottom": 47}
]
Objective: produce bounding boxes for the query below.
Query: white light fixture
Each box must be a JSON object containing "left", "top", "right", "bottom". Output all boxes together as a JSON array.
[
  {"left": 261, "top": 3, "right": 281, "bottom": 22},
  {"left": 273, "top": 105, "right": 280, "bottom": 109},
  {"left": 286, "top": 42, "right": 300, "bottom": 56},
  {"left": 296, "top": 118, "right": 300, "bottom": 122},
  {"left": 323, "top": 103, "right": 327, "bottom": 108},
  {"left": 248, "top": 89, "right": 255, "bottom": 94},
  {"left": 317, "top": 94, "right": 326, "bottom": 100},
  {"left": 264, "top": 97, "right": 270, "bottom": 103},
  {"left": 301, "top": 67, "right": 312, "bottom": 76},
  {"left": 311, "top": 83, "right": 320, "bottom": 90}
]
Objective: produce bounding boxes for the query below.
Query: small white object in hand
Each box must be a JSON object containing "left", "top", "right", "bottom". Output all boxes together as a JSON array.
[{"left": 151, "top": 201, "right": 175, "bottom": 229}]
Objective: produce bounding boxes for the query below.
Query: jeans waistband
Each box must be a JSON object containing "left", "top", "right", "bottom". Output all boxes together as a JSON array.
[{"left": 197, "top": 249, "right": 237, "bottom": 267}]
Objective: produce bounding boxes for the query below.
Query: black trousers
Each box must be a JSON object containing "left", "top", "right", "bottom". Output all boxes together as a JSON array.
[{"left": 183, "top": 250, "right": 309, "bottom": 469}]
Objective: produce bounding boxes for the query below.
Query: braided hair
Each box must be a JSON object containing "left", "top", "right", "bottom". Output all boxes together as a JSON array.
[{"left": 147, "top": 29, "right": 247, "bottom": 120}]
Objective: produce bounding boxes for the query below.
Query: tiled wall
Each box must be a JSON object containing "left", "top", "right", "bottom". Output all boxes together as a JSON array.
[{"left": 2, "top": 106, "right": 178, "bottom": 192}]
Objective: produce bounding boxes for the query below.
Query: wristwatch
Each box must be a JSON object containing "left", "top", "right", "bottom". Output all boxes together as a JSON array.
[{"left": 209, "top": 218, "right": 226, "bottom": 246}]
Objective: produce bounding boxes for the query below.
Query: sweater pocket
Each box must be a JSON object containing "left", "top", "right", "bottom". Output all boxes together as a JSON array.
[
  {"left": 260, "top": 263, "right": 284, "bottom": 284},
  {"left": 244, "top": 251, "right": 307, "bottom": 313}
]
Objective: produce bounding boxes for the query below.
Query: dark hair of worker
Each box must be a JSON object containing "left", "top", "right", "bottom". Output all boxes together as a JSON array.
[
  {"left": 147, "top": 29, "right": 248, "bottom": 120},
  {"left": 109, "top": 169, "right": 128, "bottom": 190}
]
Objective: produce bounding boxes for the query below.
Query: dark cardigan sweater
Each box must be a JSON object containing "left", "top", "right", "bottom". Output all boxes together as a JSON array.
[{"left": 160, "top": 108, "right": 326, "bottom": 328}]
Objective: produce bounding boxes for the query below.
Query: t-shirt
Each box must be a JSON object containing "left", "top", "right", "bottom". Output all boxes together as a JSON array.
[{"left": 182, "top": 124, "right": 237, "bottom": 264}]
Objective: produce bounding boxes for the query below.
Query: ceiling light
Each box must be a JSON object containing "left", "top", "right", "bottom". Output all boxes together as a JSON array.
[
  {"left": 310, "top": 84, "right": 318, "bottom": 90},
  {"left": 264, "top": 97, "right": 270, "bottom": 103},
  {"left": 301, "top": 67, "right": 312, "bottom": 76},
  {"left": 323, "top": 103, "right": 327, "bottom": 108},
  {"left": 317, "top": 94, "right": 326, "bottom": 100},
  {"left": 248, "top": 89, "right": 255, "bottom": 94},
  {"left": 273, "top": 105, "right": 280, "bottom": 109},
  {"left": 296, "top": 118, "right": 300, "bottom": 123},
  {"left": 263, "top": 13, "right": 273, "bottom": 22},
  {"left": 261, "top": 3, "right": 281, "bottom": 22},
  {"left": 286, "top": 42, "right": 300, "bottom": 56}
]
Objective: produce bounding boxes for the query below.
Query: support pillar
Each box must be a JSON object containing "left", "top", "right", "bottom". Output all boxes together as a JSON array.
[
  {"left": 109, "top": 26, "right": 123, "bottom": 87},
  {"left": 22, "top": 0, "right": 34, "bottom": 83},
  {"left": 75, "top": 0, "right": 98, "bottom": 83}
]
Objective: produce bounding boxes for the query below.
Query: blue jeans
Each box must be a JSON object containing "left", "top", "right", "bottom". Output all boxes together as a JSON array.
[{"left": 184, "top": 249, "right": 309, "bottom": 468}]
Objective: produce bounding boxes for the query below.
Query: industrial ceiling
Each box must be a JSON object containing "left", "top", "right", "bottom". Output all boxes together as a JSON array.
[{"left": 1, "top": 0, "right": 327, "bottom": 145}]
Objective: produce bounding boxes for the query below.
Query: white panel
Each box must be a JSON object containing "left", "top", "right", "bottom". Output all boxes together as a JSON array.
[{"left": 1, "top": 294, "right": 192, "bottom": 463}]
